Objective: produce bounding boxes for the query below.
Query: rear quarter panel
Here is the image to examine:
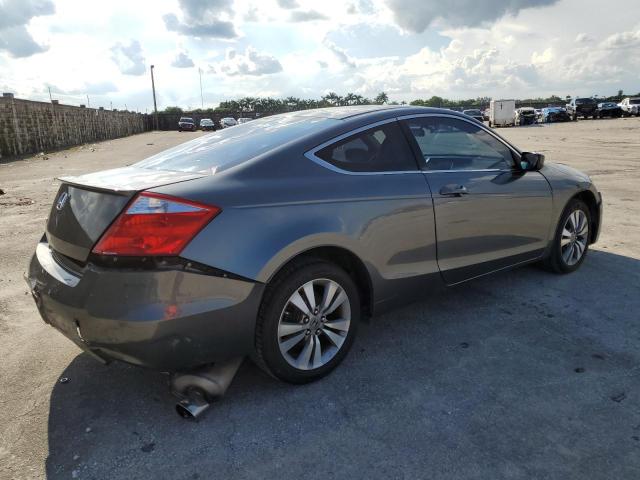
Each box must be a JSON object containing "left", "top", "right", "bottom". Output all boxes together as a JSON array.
[{"left": 153, "top": 150, "right": 440, "bottom": 310}]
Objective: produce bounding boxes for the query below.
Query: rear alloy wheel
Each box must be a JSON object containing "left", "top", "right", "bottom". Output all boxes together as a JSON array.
[
  {"left": 543, "top": 199, "right": 591, "bottom": 273},
  {"left": 255, "top": 260, "right": 359, "bottom": 383}
]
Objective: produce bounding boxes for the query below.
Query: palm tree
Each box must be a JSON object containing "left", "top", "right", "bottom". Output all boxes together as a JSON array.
[
  {"left": 323, "top": 92, "right": 342, "bottom": 106},
  {"left": 343, "top": 92, "right": 357, "bottom": 105},
  {"left": 374, "top": 92, "right": 389, "bottom": 105}
]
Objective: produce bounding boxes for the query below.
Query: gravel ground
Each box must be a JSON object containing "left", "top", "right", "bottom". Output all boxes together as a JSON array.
[{"left": 1, "top": 119, "right": 639, "bottom": 480}]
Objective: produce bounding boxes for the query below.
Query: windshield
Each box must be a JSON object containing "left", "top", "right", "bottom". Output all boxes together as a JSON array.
[
  {"left": 180, "top": 117, "right": 194, "bottom": 123},
  {"left": 630, "top": 98, "right": 640, "bottom": 105},
  {"left": 463, "top": 110, "right": 481, "bottom": 115},
  {"left": 575, "top": 98, "right": 595, "bottom": 104},
  {"left": 136, "top": 114, "right": 339, "bottom": 174}
]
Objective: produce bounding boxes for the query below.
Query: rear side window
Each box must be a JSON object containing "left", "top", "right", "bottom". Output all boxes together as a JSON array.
[
  {"left": 402, "top": 116, "right": 515, "bottom": 171},
  {"left": 315, "top": 122, "right": 417, "bottom": 172}
]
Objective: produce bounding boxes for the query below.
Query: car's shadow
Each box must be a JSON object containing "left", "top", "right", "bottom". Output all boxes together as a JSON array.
[{"left": 45, "top": 249, "right": 640, "bottom": 479}]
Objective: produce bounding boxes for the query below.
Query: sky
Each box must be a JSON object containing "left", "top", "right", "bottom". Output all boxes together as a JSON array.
[{"left": 0, "top": 0, "right": 639, "bottom": 112}]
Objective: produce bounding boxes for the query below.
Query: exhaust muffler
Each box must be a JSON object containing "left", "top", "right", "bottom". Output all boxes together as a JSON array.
[{"left": 171, "top": 357, "right": 243, "bottom": 419}]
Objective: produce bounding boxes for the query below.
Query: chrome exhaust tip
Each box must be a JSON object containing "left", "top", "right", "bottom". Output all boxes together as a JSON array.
[{"left": 175, "top": 394, "right": 210, "bottom": 420}]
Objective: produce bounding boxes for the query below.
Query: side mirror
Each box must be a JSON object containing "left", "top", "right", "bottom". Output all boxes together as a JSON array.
[{"left": 519, "top": 152, "right": 545, "bottom": 171}]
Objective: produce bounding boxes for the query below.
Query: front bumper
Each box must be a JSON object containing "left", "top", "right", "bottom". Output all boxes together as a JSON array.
[
  {"left": 27, "top": 241, "right": 264, "bottom": 371},
  {"left": 593, "top": 191, "right": 603, "bottom": 244}
]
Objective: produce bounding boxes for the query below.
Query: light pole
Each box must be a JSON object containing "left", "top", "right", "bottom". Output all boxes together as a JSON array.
[
  {"left": 199, "top": 67, "right": 204, "bottom": 109},
  {"left": 150, "top": 64, "right": 158, "bottom": 130}
]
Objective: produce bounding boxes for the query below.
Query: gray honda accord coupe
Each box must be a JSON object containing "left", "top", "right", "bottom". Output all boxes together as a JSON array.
[{"left": 28, "top": 105, "right": 602, "bottom": 387}]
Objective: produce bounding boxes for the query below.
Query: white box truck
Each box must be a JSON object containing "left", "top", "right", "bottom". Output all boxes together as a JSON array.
[{"left": 489, "top": 99, "right": 516, "bottom": 127}]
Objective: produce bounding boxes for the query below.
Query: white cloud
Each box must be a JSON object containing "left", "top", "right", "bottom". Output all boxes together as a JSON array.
[
  {"left": 575, "top": 33, "right": 593, "bottom": 43},
  {"left": 276, "top": 0, "right": 299, "bottom": 9},
  {"left": 110, "top": 40, "right": 146, "bottom": 76},
  {"left": 0, "top": 0, "right": 55, "bottom": 57},
  {"left": 172, "top": 50, "right": 195, "bottom": 68},
  {"left": 163, "top": 0, "right": 238, "bottom": 39},
  {"left": 289, "top": 10, "right": 329, "bottom": 22},
  {"left": 602, "top": 29, "right": 640, "bottom": 49},
  {"left": 531, "top": 47, "right": 553, "bottom": 65},
  {"left": 325, "top": 41, "right": 357, "bottom": 68},
  {"left": 385, "top": 0, "right": 559, "bottom": 32},
  {"left": 51, "top": 81, "right": 118, "bottom": 95},
  {"left": 215, "top": 46, "right": 283, "bottom": 76}
]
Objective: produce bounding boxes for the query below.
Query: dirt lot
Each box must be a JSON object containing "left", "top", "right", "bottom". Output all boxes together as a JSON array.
[{"left": 1, "top": 119, "right": 639, "bottom": 480}]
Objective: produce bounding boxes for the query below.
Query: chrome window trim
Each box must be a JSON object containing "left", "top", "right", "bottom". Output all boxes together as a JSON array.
[{"left": 304, "top": 113, "right": 522, "bottom": 176}]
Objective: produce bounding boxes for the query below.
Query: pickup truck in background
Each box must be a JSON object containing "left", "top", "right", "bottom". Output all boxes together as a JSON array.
[
  {"left": 618, "top": 97, "right": 640, "bottom": 117},
  {"left": 566, "top": 97, "right": 598, "bottom": 120}
]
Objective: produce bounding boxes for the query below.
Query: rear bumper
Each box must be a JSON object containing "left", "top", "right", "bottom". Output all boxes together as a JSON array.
[{"left": 27, "top": 241, "right": 264, "bottom": 371}]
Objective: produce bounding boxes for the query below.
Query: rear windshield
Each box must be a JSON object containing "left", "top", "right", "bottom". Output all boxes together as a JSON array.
[
  {"left": 630, "top": 98, "right": 640, "bottom": 105},
  {"left": 136, "top": 114, "right": 339, "bottom": 174},
  {"left": 575, "top": 98, "right": 595, "bottom": 104},
  {"left": 179, "top": 117, "right": 194, "bottom": 122}
]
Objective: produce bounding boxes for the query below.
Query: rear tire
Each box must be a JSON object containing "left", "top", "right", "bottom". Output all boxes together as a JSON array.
[
  {"left": 255, "top": 259, "right": 360, "bottom": 384},
  {"left": 543, "top": 199, "right": 591, "bottom": 274}
]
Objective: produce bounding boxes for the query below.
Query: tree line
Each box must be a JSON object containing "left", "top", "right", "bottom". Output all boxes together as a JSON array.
[{"left": 162, "top": 90, "right": 639, "bottom": 115}]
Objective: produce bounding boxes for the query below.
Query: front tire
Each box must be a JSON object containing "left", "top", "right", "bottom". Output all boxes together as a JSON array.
[
  {"left": 255, "top": 259, "right": 360, "bottom": 384},
  {"left": 543, "top": 199, "right": 591, "bottom": 274}
]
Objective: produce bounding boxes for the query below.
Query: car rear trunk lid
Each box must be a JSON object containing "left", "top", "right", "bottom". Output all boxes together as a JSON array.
[{"left": 46, "top": 167, "right": 206, "bottom": 262}]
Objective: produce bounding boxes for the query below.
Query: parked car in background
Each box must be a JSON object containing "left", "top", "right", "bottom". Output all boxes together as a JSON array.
[
  {"left": 489, "top": 99, "right": 516, "bottom": 127},
  {"left": 482, "top": 108, "right": 490, "bottom": 121},
  {"left": 462, "top": 109, "right": 484, "bottom": 122},
  {"left": 515, "top": 107, "right": 537, "bottom": 125},
  {"left": 220, "top": 117, "right": 238, "bottom": 128},
  {"left": 200, "top": 118, "right": 216, "bottom": 131},
  {"left": 596, "top": 102, "right": 622, "bottom": 118},
  {"left": 566, "top": 97, "right": 597, "bottom": 120},
  {"left": 619, "top": 97, "right": 640, "bottom": 117},
  {"left": 237, "top": 118, "right": 252, "bottom": 124},
  {"left": 178, "top": 117, "right": 196, "bottom": 132},
  {"left": 539, "top": 107, "right": 571, "bottom": 123},
  {"left": 27, "top": 106, "right": 601, "bottom": 407}
]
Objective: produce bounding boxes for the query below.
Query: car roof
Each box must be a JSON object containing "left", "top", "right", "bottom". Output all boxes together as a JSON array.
[
  {"left": 251, "top": 105, "right": 472, "bottom": 122},
  {"left": 135, "top": 106, "right": 478, "bottom": 176}
]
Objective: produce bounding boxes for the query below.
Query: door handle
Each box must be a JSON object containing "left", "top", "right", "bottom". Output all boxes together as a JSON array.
[{"left": 439, "top": 184, "right": 468, "bottom": 196}]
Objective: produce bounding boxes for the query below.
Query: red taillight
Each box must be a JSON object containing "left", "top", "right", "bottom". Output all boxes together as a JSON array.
[{"left": 92, "top": 192, "right": 220, "bottom": 256}]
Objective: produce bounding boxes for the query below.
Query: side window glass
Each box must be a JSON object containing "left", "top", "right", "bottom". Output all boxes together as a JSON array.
[
  {"left": 403, "top": 117, "right": 514, "bottom": 171},
  {"left": 315, "top": 122, "right": 416, "bottom": 172}
]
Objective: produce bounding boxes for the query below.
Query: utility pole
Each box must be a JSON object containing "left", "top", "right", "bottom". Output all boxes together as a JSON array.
[
  {"left": 150, "top": 64, "right": 159, "bottom": 130},
  {"left": 199, "top": 67, "right": 204, "bottom": 109},
  {"left": 48, "top": 86, "right": 53, "bottom": 102},
  {"left": 87, "top": 94, "right": 90, "bottom": 108}
]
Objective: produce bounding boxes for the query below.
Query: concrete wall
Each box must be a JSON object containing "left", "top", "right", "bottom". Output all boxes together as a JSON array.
[{"left": 0, "top": 94, "right": 151, "bottom": 159}]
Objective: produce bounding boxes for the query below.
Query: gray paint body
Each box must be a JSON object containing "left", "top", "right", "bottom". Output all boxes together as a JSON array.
[{"left": 27, "top": 106, "right": 602, "bottom": 371}]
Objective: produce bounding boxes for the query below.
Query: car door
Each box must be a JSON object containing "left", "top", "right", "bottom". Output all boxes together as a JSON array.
[
  {"left": 305, "top": 119, "right": 440, "bottom": 309},
  {"left": 400, "top": 114, "right": 553, "bottom": 285}
]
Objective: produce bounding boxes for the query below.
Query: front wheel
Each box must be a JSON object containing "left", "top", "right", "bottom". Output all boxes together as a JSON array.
[
  {"left": 543, "top": 199, "right": 591, "bottom": 274},
  {"left": 255, "top": 260, "right": 360, "bottom": 383}
]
